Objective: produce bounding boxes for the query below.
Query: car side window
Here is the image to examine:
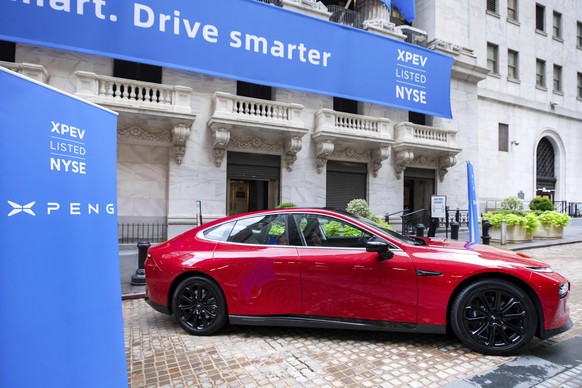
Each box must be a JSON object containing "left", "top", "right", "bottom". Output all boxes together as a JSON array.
[
  {"left": 203, "top": 221, "right": 235, "bottom": 242},
  {"left": 226, "top": 214, "right": 293, "bottom": 246},
  {"left": 293, "top": 214, "right": 373, "bottom": 248}
]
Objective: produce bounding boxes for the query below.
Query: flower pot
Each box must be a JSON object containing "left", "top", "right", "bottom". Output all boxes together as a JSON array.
[
  {"left": 489, "top": 225, "right": 533, "bottom": 243},
  {"left": 533, "top": 225, "right": 564, "bottom": 239}
]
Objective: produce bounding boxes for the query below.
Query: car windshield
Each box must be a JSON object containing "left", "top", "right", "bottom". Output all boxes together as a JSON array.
[{"left": 348, "top": 213, "right": 420, "bottom": 245}]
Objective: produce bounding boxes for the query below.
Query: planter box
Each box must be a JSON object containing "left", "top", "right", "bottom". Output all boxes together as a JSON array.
[
  {"left": 489, "top": 225, "right": 533, "bottom": 243},
  {"left": 533, "top": 225, "right": 564, "bottom": 239}
]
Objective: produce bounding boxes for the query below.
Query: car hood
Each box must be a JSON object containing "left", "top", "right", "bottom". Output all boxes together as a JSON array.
[{"left": 414, "top": 237, "right": 549, "bottom": 268}]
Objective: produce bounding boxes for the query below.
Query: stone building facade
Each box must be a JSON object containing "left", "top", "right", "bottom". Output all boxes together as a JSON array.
[{"left": 2, "top": 0, "right": 581, "bottom": 238}]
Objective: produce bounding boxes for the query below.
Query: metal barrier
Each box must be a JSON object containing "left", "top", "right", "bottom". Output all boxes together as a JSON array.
[
  {"left": 401, "top": 209, "right": 429, "bottom": 235},
  {"left": 118, "top": 223, "right": 167, "bottom": 244}
]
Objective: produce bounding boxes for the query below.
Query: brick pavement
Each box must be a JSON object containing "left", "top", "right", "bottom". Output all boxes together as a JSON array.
[{"left": 123, "top": 243, "right": 582, "bottom": 387}]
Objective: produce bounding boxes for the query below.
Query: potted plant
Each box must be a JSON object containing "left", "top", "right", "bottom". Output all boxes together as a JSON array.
[
  {"left": 482, "top": 196, "right": 539, "bottom": 243},
  {"left": 527, "top": 197, "right": 570, "bottom": 238}
]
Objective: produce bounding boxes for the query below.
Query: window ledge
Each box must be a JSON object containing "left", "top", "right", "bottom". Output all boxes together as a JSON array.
[
  {"left": 507, "top": 77, "right": 521, "bottom": 84},
  {"left": 536, "top": 85, "right": 548, "bottom": 91},
  {"left": 488, "top": 72, "right": 501, "bottom": 79},
  {"left": 507, "top": 18, "right": 520, "bottom": 26},
  {"left": 553, "top": 90, "right": 564, "bottom": 96},
  {"left": 486, "top": 10, "right": 500, "bottom": 18},
  {"left": 553, "top": 36, "right": 564, "bottom": 43},
  {"left": 536, "top": 29, "right": 548, "bottom": 37}
]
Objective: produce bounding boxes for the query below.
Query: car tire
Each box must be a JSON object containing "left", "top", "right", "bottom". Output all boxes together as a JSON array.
[
  {"left": 450, "top": 279, "right": 537, "bottom": 356},
  {"left": 172, "top": 276, "right": 227, "bottom": 336}
]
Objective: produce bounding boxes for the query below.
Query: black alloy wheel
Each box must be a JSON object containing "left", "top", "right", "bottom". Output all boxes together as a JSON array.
[
  {"left": 450, "top": 279, "right": 537, "bottom": 356},
  {"left": 172, "top": 276, "right": 227, "bottom": 335}
]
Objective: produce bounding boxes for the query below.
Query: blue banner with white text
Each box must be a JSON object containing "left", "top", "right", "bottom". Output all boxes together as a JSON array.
[
  {"left": 467, "top": 161, "right": 481, "bottom": 244},
  {"left": 0, "top": 68, "right": 127, "bottom": 388},
  {"left": 0, "top": 0, "right": 452, "bottom": 118}
]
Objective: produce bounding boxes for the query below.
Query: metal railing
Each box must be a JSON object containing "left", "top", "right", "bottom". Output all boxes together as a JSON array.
[
  {"left": 400, "top": 209, "right": 430, "bottom": 235},
  {"left": 118, "top": 223, "right": 168, "bottom": 244},
  {"left": 328, "top": 5, "right": 363, "bottom": 29}
]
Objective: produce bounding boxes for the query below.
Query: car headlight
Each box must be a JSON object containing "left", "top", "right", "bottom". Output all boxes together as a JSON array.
[
  {"left": 559, "top": 282, "right": 570, "bottom": 299},
  {"left": 527, "top": 266, "right": 554, "bottom": 273}
]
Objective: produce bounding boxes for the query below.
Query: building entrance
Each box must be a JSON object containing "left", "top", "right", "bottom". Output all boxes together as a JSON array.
[
  {"left": 403, "top": 168, "right": 435, "bottom": 212},
  {"left": 227, "top": 152, "right": 280, "bottom": 215}
]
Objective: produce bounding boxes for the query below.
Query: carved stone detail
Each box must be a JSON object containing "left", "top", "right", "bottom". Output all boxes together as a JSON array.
[
  {"left": 370, "top": 147, "right": 390, "bottom": 177},
  {"left": 331, "top": 146, "right": 370, "bottom": 162},
  {"left": 284, "top": 137, "right": 303, "bottom": 172},
  {"left": 118, "top": 125, "right": 172, "bottom": 143},
  {"left": 212, "top": 128, "right": 231, "bottom": 167},
  {"left": 438, "top": 155, "right": 457, "bottom": 182},
  {"left": 171, "top": 123, "right": 191, "bottom": 165},
  {"left": 395, "top": 150, "right": 415, "bottom": 179},
  {"left": 229, "top": 136, "right": 283, "bottom": 153},
  {"left": 315, "top": 140, "right": 335, "bottom": 173}
]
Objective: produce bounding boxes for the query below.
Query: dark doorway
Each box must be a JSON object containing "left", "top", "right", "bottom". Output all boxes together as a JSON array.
[
  {"left": 227, "top": 152, "right": 280, "bottom": 215},
  {"left": 536, "top": 137, "right": 556, "bottom": 200},
  {"left": 403, "top": 168, "right": 435, "bottom": 212}
]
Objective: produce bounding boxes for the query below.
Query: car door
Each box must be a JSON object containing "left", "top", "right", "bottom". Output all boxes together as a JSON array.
[
  {"left": 211, "top": 213, "right": 302, "bottom": 316},
  {"left": 294, "top": 214, "right": 418, "bottom": 323}
]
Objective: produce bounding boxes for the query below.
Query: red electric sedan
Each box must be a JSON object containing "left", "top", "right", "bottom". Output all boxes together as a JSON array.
[{"left": 144, "top": 208, "right": 572, "bottom": 356}]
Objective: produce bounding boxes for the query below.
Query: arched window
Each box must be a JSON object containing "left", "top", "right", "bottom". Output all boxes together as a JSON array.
[{"left": 536, "top": 137, "right": 556, "bottom": 199}]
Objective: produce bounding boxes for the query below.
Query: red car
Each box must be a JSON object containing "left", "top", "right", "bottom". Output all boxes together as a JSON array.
[{"left": 144, "top": 208, "right": 571, "bottom": 355}]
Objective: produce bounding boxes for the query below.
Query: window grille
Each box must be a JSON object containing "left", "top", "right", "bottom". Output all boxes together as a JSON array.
[
  {"left": 498, "top": 123, "right": 509, "bottom": 152},
  {"left": 486, "top": 0, "right": 498, "bottom": 14},
  {"left": 536, "top": 138, "right": 555, "bottom": 179}
]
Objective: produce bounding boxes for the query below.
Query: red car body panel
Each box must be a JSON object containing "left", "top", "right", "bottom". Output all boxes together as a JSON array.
[{"left": 144, "top": 208, "right": 571, "bottom": 338}]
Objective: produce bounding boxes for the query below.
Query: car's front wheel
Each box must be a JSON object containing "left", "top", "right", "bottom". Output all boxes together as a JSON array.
[
  {"left": 172, "top": 276, "right": 227, "bottom": 335},
  {"left": 450, "top": 279, "right": 537, "bottom": 356}
]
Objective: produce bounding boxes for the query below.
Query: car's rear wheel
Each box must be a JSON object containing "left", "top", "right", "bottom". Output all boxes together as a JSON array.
[
  {"left": 172, "top": 276, "right": 227, "bottom": 335},
  {"left": 450, "top": 279, "right": 537, "bottom": 356}
]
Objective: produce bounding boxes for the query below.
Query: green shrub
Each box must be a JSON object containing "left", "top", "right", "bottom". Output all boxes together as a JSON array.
[
  {"left": 500, "top": 196, "right": 524, "bottom": 212},
  {"left": 323, "top": 221, "right": 362, "bottom": 237},
  {"left": 346, "top": 199, "right": 372, "bottom": 218},
  {"left": 529, "top": 197, "right": 554, "bottom": 212},
  {"left": 482, "top": 211, "right": 539, "bottom": 234},
  {"left": 537, "top": 211, "right": 571, "bottom": 228},
  {"left": 276, "top": 202, "right": 296, "bottom": 208}
]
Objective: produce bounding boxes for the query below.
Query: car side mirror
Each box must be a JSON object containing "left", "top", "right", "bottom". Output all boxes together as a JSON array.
[{"left": 366, "top": 240, "right": 394, "bottom": 260}]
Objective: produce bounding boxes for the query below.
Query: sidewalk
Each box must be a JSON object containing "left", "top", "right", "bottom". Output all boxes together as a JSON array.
[{"left": 119, "top": 218, "right": 582, "bottom": 299}]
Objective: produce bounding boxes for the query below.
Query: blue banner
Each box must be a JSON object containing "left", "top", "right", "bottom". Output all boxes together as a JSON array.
[
  {"left": 467, "top": 161, "right": 481, "bottom": 244},
  {"left": 0, "top": 0, "right": 452, "bottom": 118},
  {"left": 0, "top": 68, "right": 127, "bottom": 388},
  {"left": 392, "top": 0, "right": 416, "bottom": 22}
]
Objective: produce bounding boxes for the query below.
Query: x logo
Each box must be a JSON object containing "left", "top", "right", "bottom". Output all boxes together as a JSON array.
[{"left": 7, "top": 201, "right": 36, "bottom": 217}]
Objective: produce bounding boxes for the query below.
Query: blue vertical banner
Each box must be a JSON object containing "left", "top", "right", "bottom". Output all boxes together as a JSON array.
[
  {"left": 392, "top": 0, "right": 416, "bottom": 22},
  {"left": 0, "top": 68, "right": 127, "bottom": 388},
  {"left": 466, "top": 161, "right": 481, "bottom": 244}
]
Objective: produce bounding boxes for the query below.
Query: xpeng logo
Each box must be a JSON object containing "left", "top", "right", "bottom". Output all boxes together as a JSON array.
[
  {"left": 6, "top": 200, "right": 115, "bottom": 217},
  {"left": 7, "top": 201, "right": 36, "bottom": 217}
]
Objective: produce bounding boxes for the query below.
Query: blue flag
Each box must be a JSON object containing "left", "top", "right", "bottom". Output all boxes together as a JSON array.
[
  {"left": 393, "top": 0, "right": 417, "bottom": 23},
  {"left": 467, "top": 162, "right": 481, "bottom": 244}
]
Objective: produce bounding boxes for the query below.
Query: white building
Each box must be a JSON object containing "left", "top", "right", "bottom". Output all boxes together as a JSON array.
[{"left": 1, "top": 0, "right": 581, "bottom": 239}]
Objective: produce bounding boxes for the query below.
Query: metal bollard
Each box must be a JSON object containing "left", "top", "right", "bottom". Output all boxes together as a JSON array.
[
  {"left": 416, "top": 223, "right": 425, "bottom": 237},
  {"left": 131, "top": 240, "right": 151, "bottom": 286},
  {"left": 482, "top": 217, "right": 491, "bottom": 245},
  {"left": 428, "top": 218, "right": 439, "bottom": 237},
  {"left": 451, "top": 221, "right": 459, "bottom": 240}
]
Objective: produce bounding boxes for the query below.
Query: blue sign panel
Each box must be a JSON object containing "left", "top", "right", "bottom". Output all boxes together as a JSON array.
[
  {"left": 0, "top": 0, "right": 453, "bottom": 118},
  {"left": 0, "top": 68, "right": 127, "bottom": 388}
]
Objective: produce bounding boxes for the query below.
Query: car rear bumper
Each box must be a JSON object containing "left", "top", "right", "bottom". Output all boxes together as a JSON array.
[{"left": 145, "top": 296, "right": 170, "bottom": 315}]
